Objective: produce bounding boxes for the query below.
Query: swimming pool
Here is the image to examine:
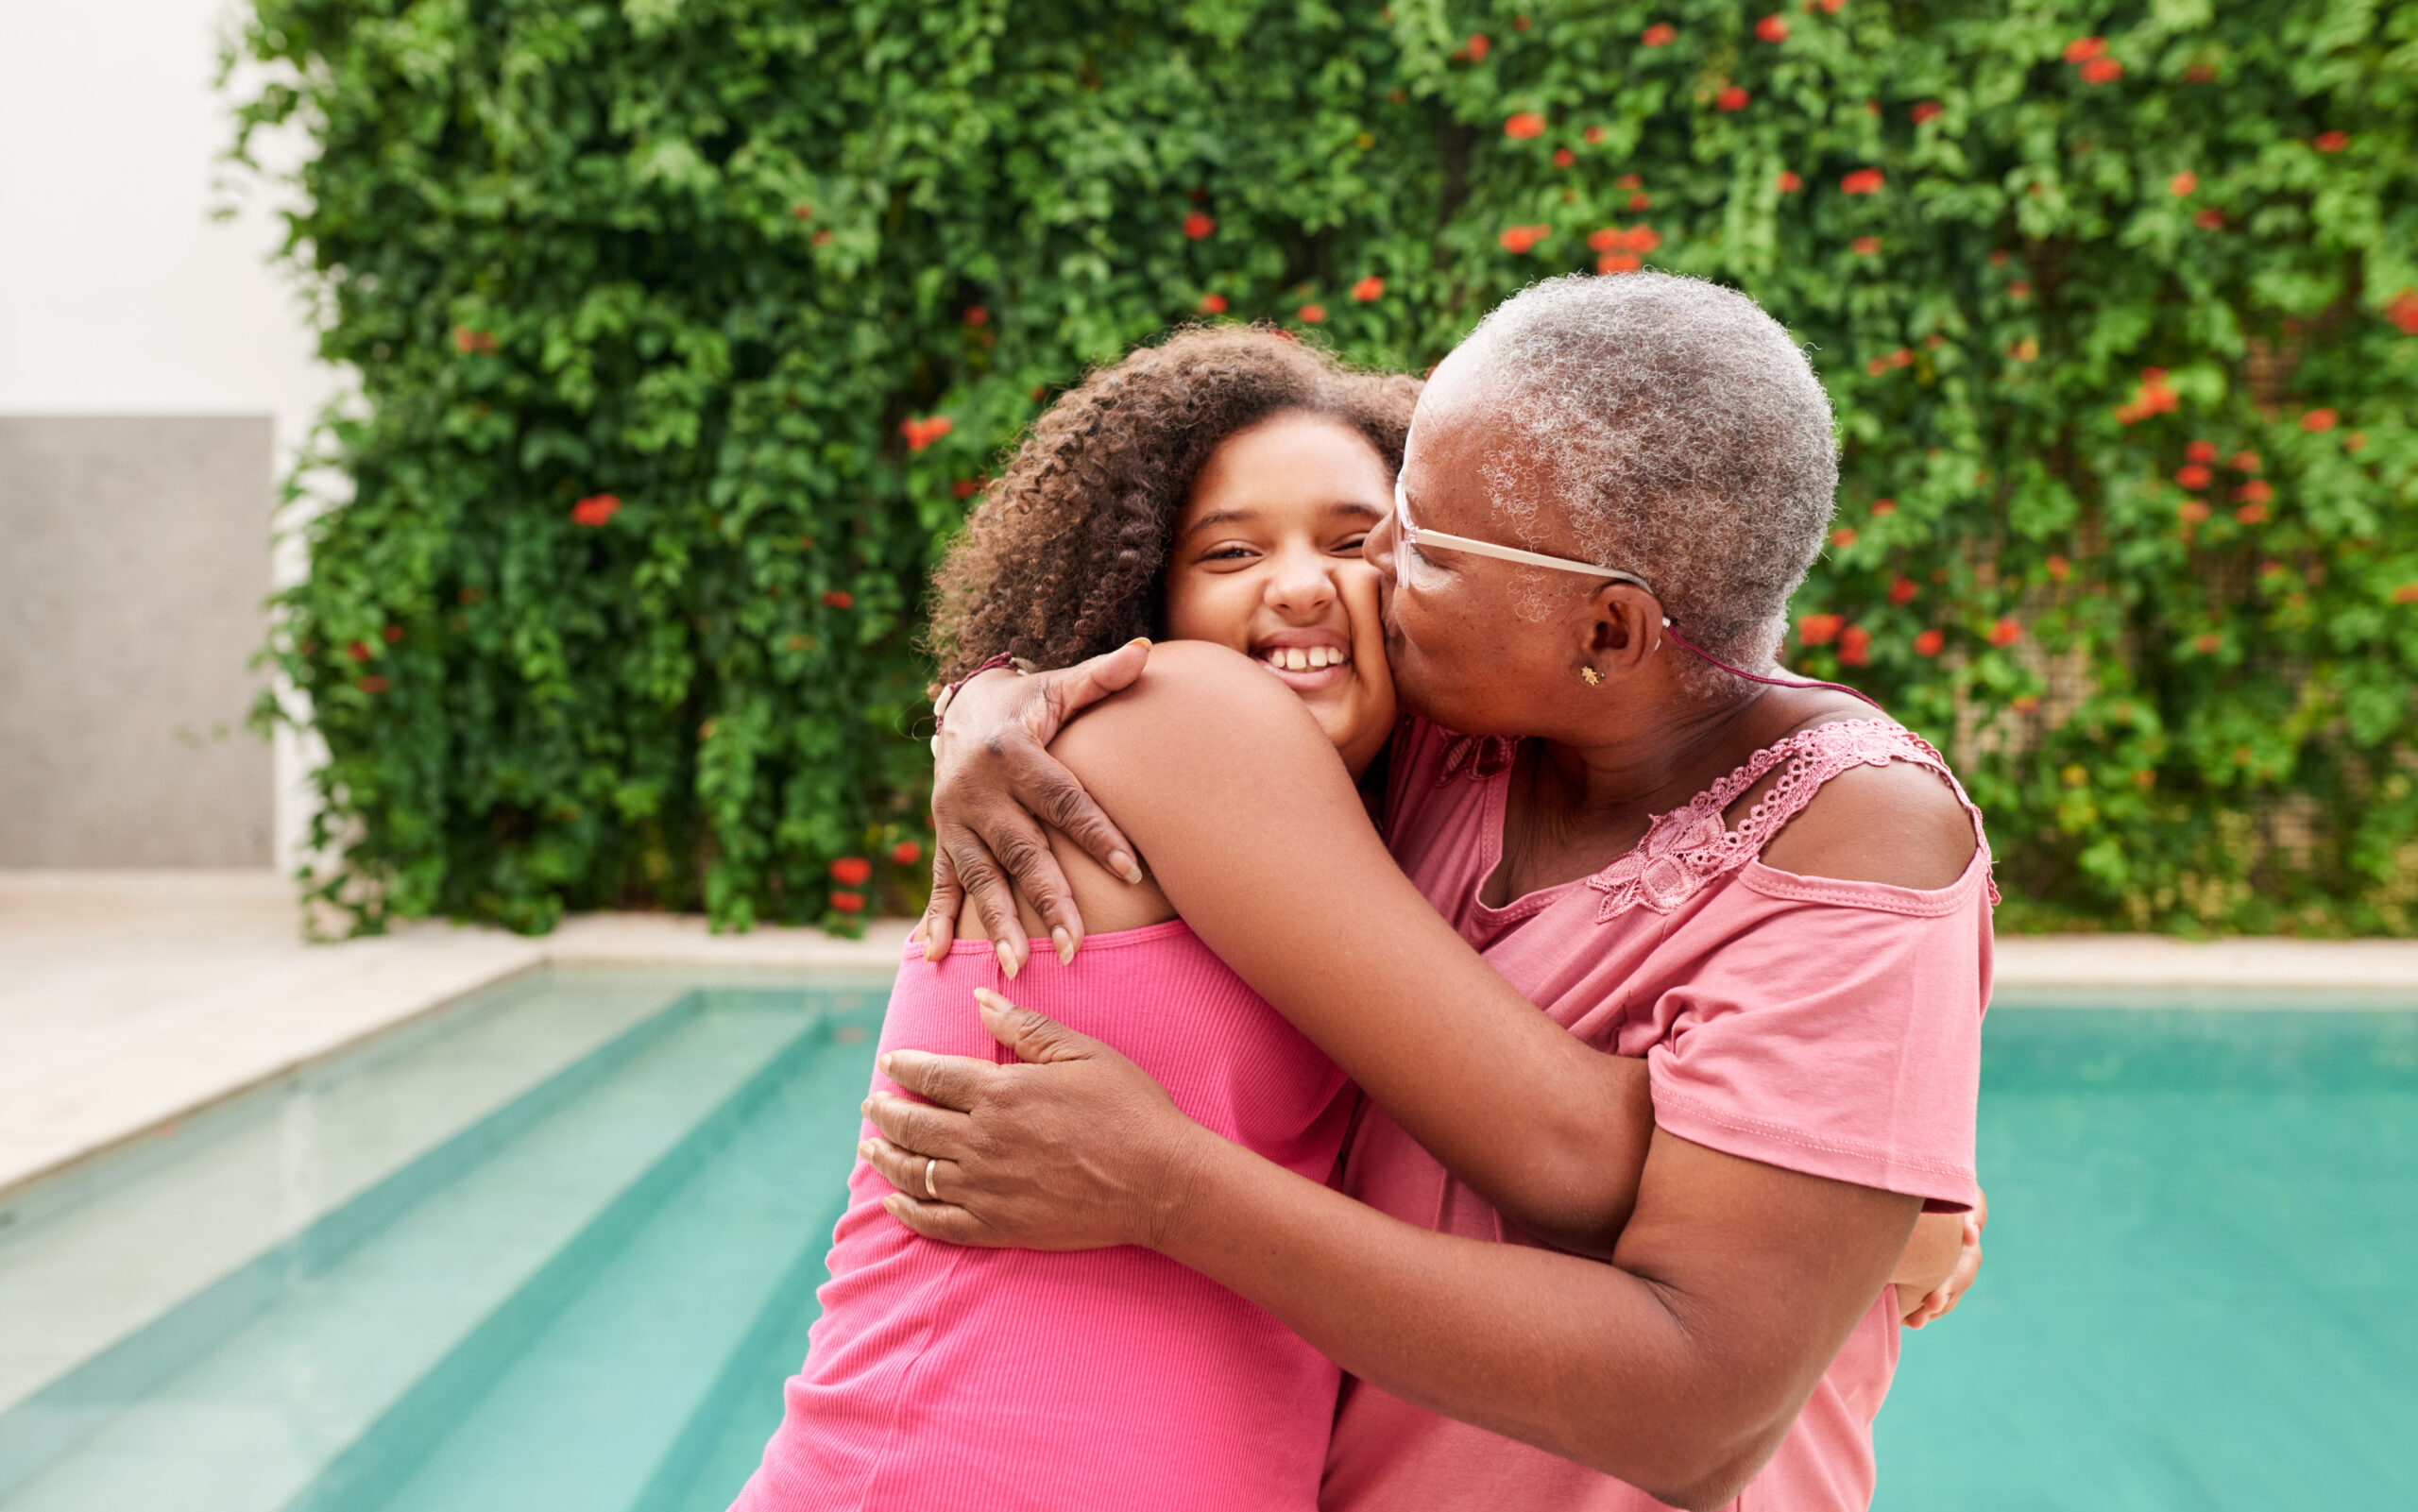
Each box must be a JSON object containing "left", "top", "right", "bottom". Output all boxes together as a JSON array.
[{"left": 0, "top": 972, "right": 2409, "bottom": 1510}]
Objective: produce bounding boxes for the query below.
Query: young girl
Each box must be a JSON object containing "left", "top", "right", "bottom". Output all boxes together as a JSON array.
[{"left": 732, "top": 329, "right": 1973, "bottom": 1512}]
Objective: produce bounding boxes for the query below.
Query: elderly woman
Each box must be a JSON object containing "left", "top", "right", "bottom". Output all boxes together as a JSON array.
[{"left": 867, "top": 273, "right": 1992, "bottom": 1511}]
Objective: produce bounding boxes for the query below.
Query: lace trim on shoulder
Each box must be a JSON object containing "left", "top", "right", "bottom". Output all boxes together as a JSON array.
[{"left": 1585, "top": 719, "right": 1998, "bottom": 919}]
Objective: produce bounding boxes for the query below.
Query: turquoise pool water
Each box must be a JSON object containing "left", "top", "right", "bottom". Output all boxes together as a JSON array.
[{"left": 0, "top": 972, "right": 2409, "bottom": 1510}]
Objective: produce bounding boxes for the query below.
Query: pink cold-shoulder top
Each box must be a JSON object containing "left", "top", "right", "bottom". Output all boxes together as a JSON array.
[
  {"left": 732, "top": 923, "right": 1354, "bottom": 1512},
  {"left": 1322, "top": 715, "right": 1996, "bottom": 1512}
]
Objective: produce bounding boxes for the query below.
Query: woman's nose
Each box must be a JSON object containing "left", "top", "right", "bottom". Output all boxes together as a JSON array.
[{"left": 1364, "top": 509, "right": 1398, "bottom": 579}]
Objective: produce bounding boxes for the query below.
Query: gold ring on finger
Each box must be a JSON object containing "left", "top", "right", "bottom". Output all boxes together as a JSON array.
[{"left": 925, "top": 1156, "right": 940, "bottom": 1199}]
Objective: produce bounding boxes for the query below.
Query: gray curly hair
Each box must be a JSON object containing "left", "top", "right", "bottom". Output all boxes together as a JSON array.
[{"left": 1446, "top": 271, "right": 1839, "bottom": 683}]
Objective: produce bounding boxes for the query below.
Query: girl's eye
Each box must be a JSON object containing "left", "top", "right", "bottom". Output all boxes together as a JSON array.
[{"left": 1200, "top": 546, "right": 1255, "bottom": 563}]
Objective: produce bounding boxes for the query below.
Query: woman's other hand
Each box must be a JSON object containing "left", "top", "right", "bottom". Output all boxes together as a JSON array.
[
  {"left": 917, "top": 641, "right": 1153, "bottom": 972},
  {"left": 1899, "top": 1188, "right": 1986, "bottom": 1329},
  {"left": 859, "top": 989, "right": 1211, "bottom": 1251}
]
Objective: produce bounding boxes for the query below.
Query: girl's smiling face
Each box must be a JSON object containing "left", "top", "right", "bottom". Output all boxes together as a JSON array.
[{"left": 1162, "top": 412, "right": 1399, "bottom": 777}]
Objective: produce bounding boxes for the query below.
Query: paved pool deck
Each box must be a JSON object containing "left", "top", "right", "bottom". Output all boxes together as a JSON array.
[{"left": 4, "top": 868, "right": 2412, "bottom": 1199}]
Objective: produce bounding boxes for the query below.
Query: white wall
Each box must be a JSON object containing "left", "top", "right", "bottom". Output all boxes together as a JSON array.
[{"left": 0, "top": 0, "right": 344, "bottom": 871}]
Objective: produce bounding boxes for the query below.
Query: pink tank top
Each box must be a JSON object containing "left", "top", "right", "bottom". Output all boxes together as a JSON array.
[{"left": 733, "top": 923, "right": 1354, "bottom": 1512}]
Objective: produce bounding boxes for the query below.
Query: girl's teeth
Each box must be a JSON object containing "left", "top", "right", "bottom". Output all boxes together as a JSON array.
[{"left": 1286, "top": 648, "right": 1309, "bottom": 671}]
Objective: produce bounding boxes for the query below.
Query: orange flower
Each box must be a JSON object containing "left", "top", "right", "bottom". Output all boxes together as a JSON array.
[
  {"left": 1597, "top": 251, "right": 1643, "bottom": 274},
  {"left": 2345, "top": 432, "right": 2368, "bottom": 452},
  {"left": 2175, "top": 463, "right": 2211, "bottom": 490},
  {"left": 2186, "top": 439, "right": 2217, "bottom": 463},
  {"left": 1626, "top": 225, "right": 1661, "bottom": 252},
  {"left": 2231, "top": 450, "right": 2261, "bottom": 473},
  {"left": 1777, "top": 169, "right": 1802, "bottom": 192},
  {"left": 1818, "top": 0, "right": 1842, "bottom": 11},
  {"left": 1506, "top": 111, "right": 1547, "bottom": 139},
  {"left": 2080, "top": 58, "right": 2122, "bottom": 84},
  {"left": 451, "top": 325, "right": 497, "bottom": 354},
  {"left": 2193, "top": 208, "right": 2225, "bottom": 229},
  {"left": 1498, "top": 224, "right": 1552, "bottom": 253},
  {"left": 890, "top": 840, "right": 924, "bottom": 866},
  {"left": 1911, "top": 101, "right": 1944, "bottom": 124},
  {"left": 2314, "top": 130, "right": 2348, "bottom": 153},
  {"left": 2177, "top": 500, "right": 2211, "bottom": 524},
  {"left": 823, "top": 589, "right": 855, "bottom": 609},
  {"left": 1627, "top": 191, "right": 1651, "bottom": 211},
  {"left": 1797, "top": 613, "right": 1844, "bottom": 646},
  {"left": 952, "top": 479, "right": 980, "bottom": 500},
  {"left": 2392, "top": 584, "right": 2418, "bottom": 605},
  {"left": 1889, "top": 575, "right": 1917, "bottom": 605},
  {"left": 2170, "top": 170, "right": 2197, "bottom": 196},
  {"left": 1464, "top": 32, "right": 1490, "bottom": 60},
  {"left": 1298, "top": 303, "right": 1327, "bottom": 324},
  {"left": 1200, "top": 292, "right": 1228, "bottom": 314},
  {"left": 1988, "top": 618, "right": 2023, "bottom": 648},
  {"left": 1554, "top": 147, "right": 1576, "bottom": 168},
  {"left": 1351, "top": 276, "right": 1386, "bottom": 302},
  {"left": 2047, "top": 554, "right": 2071, "bottom": 582},
  {"left": 383, "top": 624, "right": 404, "bottom": 643},
  {"left": 1183, "top": 212, "right": 1216, "bottom": 239},
  {"left": 2234, "top": 502, "right": 2268, "bottom": 524},
  {"left": 1642, "top": 23, "right": 1677, "bottom": 46},
  {"left": 1913, "top": 628, "right": 1946, "bottom": 656},
  {"left": 1615, "top": 173, "right": 1643, "bottom": 189},
  {"left": 2191, "top": 634, "right": 2222, "bottom": 654},
  {"left": 1851, "top": 236, "right": 1882, "bottom": 255},
  {"left": 1865, "top": 356, "right": 1890, "bottom": 377},
  {"left": 1871, "top": 499, "right": 1898, "bottom": 516},
  {"left": 1583, "top": 125, "right": 1606, "bottom": 144},
  {"left": 1838, "top": 624, "right": 1872, "bottom": 666},
  {"left": 1841, "top": 168, "right": 1884, "bottom": 195},
  {"left": 1756, "top": 14, "right": 1790, "bottom": 42},
  {"left": 570, "top": 493, "right": 621, "bottom": 527},
  {"left": 2184, "top": 63, "right": 2217, "bottom": 82},
  {"left": 1715, "top": 86, "right": 1750, "bottom": 111},
  {"left": 360, "top": 674, "right": 390, "bottom": 693},
  {"left": 2232, "top": 480, "right": 2273, "bottom": 505},
  {"left": 2300, "top": 408, "right": 2338, "bottom": 433},
  {"left": 831, "top": 857, "right": 874, "bottom": 886},
  {"left": 1989, "top": 249, "right": 2010, "bottom": 266},
  {"left": 2389, "top": 290, "right": 2418, "bottom": 334},
  {"left": 790, "top": 204, "right": 814, "bottom": 220},
  {"left": 829, "top": 891, "right": 865, "bottom": 913},
  {"left": 901, "top": 416, "right": 953, "bottom": 451},
  {"left": 2009, "top": 280, "right": 2032, "bottom": 299},
  {"left": 2062, "top": 36, "right": 2105, "bottom": 62},
  {"left": 1831, "top": 527, "right": 1858, "bottom": 548}
]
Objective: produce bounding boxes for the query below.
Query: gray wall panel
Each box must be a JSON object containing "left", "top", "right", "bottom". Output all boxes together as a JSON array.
[{"left": 0, "top": 416, "right": 275, "bottom": 866}]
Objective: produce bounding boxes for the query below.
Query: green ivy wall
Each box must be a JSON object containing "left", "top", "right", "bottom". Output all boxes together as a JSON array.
[{"left": 233, "top": 0, "right": 2418, "bottom": 935}]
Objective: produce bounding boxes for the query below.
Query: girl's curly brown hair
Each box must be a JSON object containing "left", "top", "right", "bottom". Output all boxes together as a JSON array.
[{"left": 928, "top": 326, "right": 1422, "bottom": 687}]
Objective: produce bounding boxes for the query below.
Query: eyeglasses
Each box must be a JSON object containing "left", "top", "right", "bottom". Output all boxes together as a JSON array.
[{"left": 1392, "top": 477, "right": 1660, "bottom": 597}]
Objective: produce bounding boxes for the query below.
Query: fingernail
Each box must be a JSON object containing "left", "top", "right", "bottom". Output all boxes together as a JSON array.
[
  {"left": 973, "top": 988, "right": 1003, "bottom": 1012},
  {"left": 1109, "top": 851, "right": 1143, "bottom": 885},
  {"left": 859, "top": 1139, "right": 877, "bottom": 1159},
  {"left": 1052, "top": 926, "right": 1074, "bottom": 964},
  {"left": 877, "top": 1054, "right": 892, "bottom": 1075},
  {"left": 996, "top": 940, "right": 1020, "bottom": 979},
  {"left": 861, "top": 1096, "right": 874, "bottom": 1115},
  {"left": 1123, "top": 637, "right": 1152, "bottom": 651}
]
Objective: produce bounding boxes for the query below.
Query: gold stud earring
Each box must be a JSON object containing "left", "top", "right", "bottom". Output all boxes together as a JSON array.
[{"left": 1579, "top": 666, "right": 1602, "bottom": 687}]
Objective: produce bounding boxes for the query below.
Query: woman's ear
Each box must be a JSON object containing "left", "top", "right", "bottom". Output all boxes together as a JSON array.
[{"left": 1585, "top": 584, "right": 1664, "bottom": 672}]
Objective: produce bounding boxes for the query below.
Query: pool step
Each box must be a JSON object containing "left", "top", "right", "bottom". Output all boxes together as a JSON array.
[
  {"left": 333, "top": 1009, "right": 871, "bottom": 1512},
  {"left": 0, "top": 997, "right": 821, "bottom": 1512}
]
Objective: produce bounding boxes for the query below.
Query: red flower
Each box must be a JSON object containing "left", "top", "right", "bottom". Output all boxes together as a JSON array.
[
  {"left": 830, "top": 856, "right": 874, "bottom": 886},
  {"left": 360, "top": 674, "right": 390, "bottom": 693},
  {"left": 2062, "top": 36, "right": 2105, "bottom": 62},
  {"left": 1989, "top": 249, "right": 2010, "bottom": 266},
  {"left": 2192, "top": 208, "right": 2225, "bottom": 230},
  {"left": 2170, "top": 170, "right": 2197, "bottom": 196},
  {"left": 829, "top": 891, "right": 865, "bottom": 913},
  {"left": 2186, "top": 439, "right": 2218, "bottom": 463},
  {"left": 1851, "top": 236, "right": 1882, "bottom": 255},
  {"left": 810, "top": 229, "right": 833, "bottom": 246},
  {"left": 2300, "top": 407, "right": 2338, "bottom": 433},
  {"left": 1797, "top": 613, "right": 1844, "bottom": 646},
  {"left": 2314, "top": 131, "right": 2348, "bottom": 153},
  {"left": 2009, "top": 280, "right": 2032, "bottom": 300},
  {"left": 1837, "top": 625, "right": 1872, "bottom": 666},
  {"left": 1464, "top": 32, "right": 1490, "bottom": 60},
  {"left": 890, "top": 840, "right": 924, "bottom": 867},
  {"left": 1988, "top": 618, "right": 2023, "bottom": 648},
  {"left": 1597, "top": 251, "right": 1643, "bottom": 275},
  {"left": 1615, "top": 173, "right": 1643, "bottom": 190},
  {"left": 901, "top": 416, "right": 953, "bottom": 451},
  {"left": 1498, "top": 224, "right": 1552, "bottom": 253},
  {"left": 1627, "top": 191, "right": 1651, "bottom": 211},
  {"left": 346, "top": 640, "right": 371, "bottom": 662},
  {"left": 823, "top": 589, "right": 854, "bottom": 609},
  {"left": 2175, "top": 463, "right": 2211, "bottom": 490},
  {"left": 1841, "top": 168, "right": 1885, "bottom": 195},
  {"left": 1889, "top": 348, "right": 1914, "bottom": 367},
  {"left": 1506, "top": 111, "right": 1547, "bottom": 139},
  {"left": 451, "top": 325, "right": 496, "bottom": 354},
  {"left": 1183, "top": 212, "right": 1217, "bottom": 240},
  {"left": 2080, "top": 58, "right": 2122, "bottom": 84},
  {"left": 1913, "top": 628, "right": 1946, "bottom": 657},
  {"left": 2184, "top": 63, "right": 2217, "bottom": 83},
  {"left": 1553, "top": 147, "right": 1576, "bottom": 168},
  {"left": 1200, "top": 292, "right": 1229, "bottom": 314},
  {"left": 2233, "top": 480, "right": 2273, "bottom": 505},
  {"left": 1626, "top": 225, "right": 1661, "bottom": 252},
  {"left": 1889, "top": 575, "right": 1917, "bottom": 605},
  {"left": 1831, "top": 527, "right": 1858, "bottom": 548},
  {"left": 383, "top": 624, "right": 404, "bottom": 643},
  {"left": 2345, "top": 432, "right": 2368, "bottom": 451},
  {"left": 1756, "top": 14, "right": 1790, "bottom": 42},
  {"left": 1514, "top": 14, "right": 1531, "bottom": 30},
  {"left": 2390, "top": 290, "right": 2418, "bottom": 335},
  {"left": 2392, "top": 585, "right": 2418, "bottom": 605},
  {"left": 1818, "top": 0, "right": 1842, "bottom": 11},
  {"left": 791, "top": 204, "right": 814, "bottom": 220},
  {"left": 1871, "top": 498, "right": 1898, "bottom": 516},
  {"left": 1583, "top": 125, "right": 1606, "bottom": 144},
  {"left": 2234, "top": 502, "right": 2269, "bottom": 524},
  {"left": 2191, "top": 634, "right": 2222, "bottom": 654},
  {"left": 1715, "top": 86, "right": 1750, "bottom": 111},
  {"left": 1911, "top": 101, "right": 1944, "bottom": 124},
  {"left": 2177, "top": 500, "right": 2210, "bottom": 524},
  {"left": 2047, "top": 554, "right": 2071, "bottom": 582},
  {"left": 1298, "top": 303, "right": 1327, "bottom": 324},
  {"left": 1865, "top": 355, "right": 1890, "bottom": 377},
  {"left": 1777, "top": 169, "right": 1802, "bottom": 192},
  {"left": 1642, "top": 23, "right": 1677, "bottom": 46},
  {"left": 1351, "top": 276, "right": 1386, "bottom": 302},
  {"left": 570, "top": 493, "right": 621, "bottom": 527},
  {"left": 963, "top": 305, "right": 989, "bottom": 327},
  {"left": 952, "top": 479, "right": 980, "bottom": 500},
  {"left": 2231, "top": 450, "right": 2261, "bottom": 473}
]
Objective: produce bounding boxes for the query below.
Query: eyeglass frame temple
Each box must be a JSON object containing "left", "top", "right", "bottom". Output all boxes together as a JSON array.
[{"left": 1392, "top": 478, "right": 1662, "bottom": 600}]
